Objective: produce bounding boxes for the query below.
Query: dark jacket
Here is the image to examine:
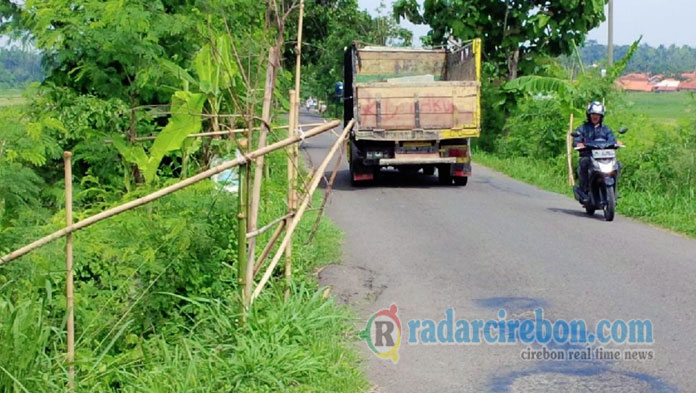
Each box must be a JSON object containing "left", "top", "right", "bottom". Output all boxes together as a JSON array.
[{"left": 573, "top": 121, "right": 617, "bottom": 157}]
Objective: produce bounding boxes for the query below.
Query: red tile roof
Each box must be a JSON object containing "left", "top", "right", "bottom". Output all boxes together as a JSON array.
[
  {"left": 617, "top": 79, "right": 655, "bottom": 92},
  {"left": 680, "top": 80, "right": 696, "bottom": 91},
  {"left": 620, "top": 72, "right": 650, "bottom": 81}
]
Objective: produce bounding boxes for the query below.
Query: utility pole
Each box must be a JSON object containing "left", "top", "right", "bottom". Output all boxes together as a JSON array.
[{"left": 607, "top": 0, "right": 614, "bottom": 66}]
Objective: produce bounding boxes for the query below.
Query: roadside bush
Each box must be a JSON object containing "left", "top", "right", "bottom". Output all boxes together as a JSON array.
[{"left": 499, "top": 96, "right": 567, "bottom": 158}]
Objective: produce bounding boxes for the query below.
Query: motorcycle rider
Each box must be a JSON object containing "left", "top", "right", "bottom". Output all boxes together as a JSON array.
[{"left": 573, "top": 101, "right": 618, "bottom": 202}]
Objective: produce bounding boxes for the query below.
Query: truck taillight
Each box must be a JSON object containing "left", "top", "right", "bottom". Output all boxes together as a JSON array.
[{"left": 447, "top": 148, "right": 468, "bottom": 158}]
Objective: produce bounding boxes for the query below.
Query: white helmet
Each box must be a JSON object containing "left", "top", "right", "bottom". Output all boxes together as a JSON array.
[{"left": 586, "top": 101, "right": 605, "bottom": 117}]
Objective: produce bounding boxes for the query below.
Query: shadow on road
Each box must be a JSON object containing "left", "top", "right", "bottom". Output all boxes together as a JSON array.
[
  {"left": 548, "top": 207, "right": 607, "bottom": 221},
  {"left": 325, "top": 169, "right": 470, "bottom": 191}
]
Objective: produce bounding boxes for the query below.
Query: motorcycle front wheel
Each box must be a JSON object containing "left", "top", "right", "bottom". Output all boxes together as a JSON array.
[{"left": 603, "top": 186, "right": 616, "bottom": 221}]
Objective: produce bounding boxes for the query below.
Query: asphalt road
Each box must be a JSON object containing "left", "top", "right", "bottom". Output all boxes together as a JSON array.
[{"left": 299, "top": 111, "right": 696, "bottom": 393}]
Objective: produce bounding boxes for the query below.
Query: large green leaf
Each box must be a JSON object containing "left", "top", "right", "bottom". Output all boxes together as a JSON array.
[
  {"left": 144, "top": 91, "right": 206, "bottom": 183},
  {"left": 111, "top": 137, "right": 149, "bottom": 171},
  {"left": 160, "top": 59, "right": 199, "bottom": 89},
  {"left": 194, "top": 35, "right": 237, "bottom": 96},
  {"left": 504, "top": 75, "right": 575, "bottom": 101}
]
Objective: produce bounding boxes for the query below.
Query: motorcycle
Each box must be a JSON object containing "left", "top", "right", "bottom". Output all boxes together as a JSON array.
[{"left": 571, "top": 127, "right": 627, "bottom": 221}]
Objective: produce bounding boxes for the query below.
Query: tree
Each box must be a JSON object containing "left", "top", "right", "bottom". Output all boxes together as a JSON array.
[
  {"left": 576, "top": 41, "right": 696, "bottom": 76},
  {"left": 294, "top": 0, "right": 411, "bottom": 101},
  {"left": 0, "top": 0, "right": 267, "bottom": 187},
  {"left": 394, "top": 0, "right": 608, "bottom": 80}
]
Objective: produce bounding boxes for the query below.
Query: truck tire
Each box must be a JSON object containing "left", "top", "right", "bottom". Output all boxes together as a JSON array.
[
  {"left": 453, "top": 176, "right": 468, "bottom": 186},
  {"left": 438, "top": 164, "right": 452, "bottom": 185},
  {"left": 349, "top": 160, "right": 359, "bottom": 186}
]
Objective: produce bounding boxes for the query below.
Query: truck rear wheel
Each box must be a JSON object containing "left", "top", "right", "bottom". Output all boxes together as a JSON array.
[
  {"left": 437, "top": 164, "right": 452, "bottom": 185},
  {"left": 453, "top": 176, "right": 468, "bottom": 186}
]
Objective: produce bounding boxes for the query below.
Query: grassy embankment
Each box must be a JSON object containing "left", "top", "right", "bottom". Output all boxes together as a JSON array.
[
  {"left": 475, "top": 91, "right": 696, "bottom": 237},
  {"left": 0, "top": 92, "right": 368, "bottom": 392}
]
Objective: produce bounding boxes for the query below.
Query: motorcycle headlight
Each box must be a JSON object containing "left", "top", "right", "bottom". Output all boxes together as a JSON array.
[{"left": 598, "top": 161, "right": 614, "bottom": 173}]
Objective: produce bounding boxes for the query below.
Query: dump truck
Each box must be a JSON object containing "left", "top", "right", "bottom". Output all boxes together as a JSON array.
[{"left": 343, "top": 39, "right": 482, "bottom": 185}]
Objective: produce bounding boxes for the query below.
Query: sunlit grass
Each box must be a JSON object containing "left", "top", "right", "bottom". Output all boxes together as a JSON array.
[{"left": 0, "top": 89, "right": 24, "bottom": 107}]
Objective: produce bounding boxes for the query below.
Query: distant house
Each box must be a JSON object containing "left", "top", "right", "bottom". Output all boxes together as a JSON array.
[
  {"left": 680, "top": 72, "right": 696, "bottom": 81},
  {"left": 616, "top": 79, "right": 655, "bottom": 92},
  {"left": 616, "top": 73, "right": 655, "bottom": 92},
  {"left": 621, "top": 72, "right": 650, "bottom": 81},
  {"left": 680, "top": 79, "right": 696, "bottom": 91},
  {"left": 654, "top": 78, "right": 681, "bottom": 92},
  {"left": 649, "top": 74, "right": 665, "bottom": 84}
]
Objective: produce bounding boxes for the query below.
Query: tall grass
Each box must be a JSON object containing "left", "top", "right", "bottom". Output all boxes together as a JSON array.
[{"left": 0, "top": 145, "right": 367, "bottom": 392}]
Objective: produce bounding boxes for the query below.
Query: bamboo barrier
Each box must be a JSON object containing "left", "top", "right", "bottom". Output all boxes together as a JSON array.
[
  {"left": 0, "top": 120, "right": 340, "bottom": 265},
  {"left": 567, "top": 113, "right": 576, "bottom": 186},
  {"left": 117, "top": 122, "right": 328, "bottom": 142},
  {"left": 251, "top": 119, "right": 354, "bottom": 303},
  {"left": 64, "top": 152, "right": 75, "bottom": 392}
]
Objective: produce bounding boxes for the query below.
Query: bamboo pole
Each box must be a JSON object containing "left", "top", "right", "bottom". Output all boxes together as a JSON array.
[
  {"left": 567, "top": 113, "right": 576, "bottom": 186},
  {"left": 246, "top": 212, "right": 293, "bottom": 239},
  {"left": 306, "top": 142, "right": 345, "bottom": 245},
  {"left": 238, "top": 141, "right": 249, "bottom": 312},
  {"left": 294, "top": 0, "right": 305, "bottom": 104},
  {"left": 64, "top": 152, "right": 75, "bottom": 392},
  {"left": 251, "top": 119, "right": 353, "bottom": 304},
  {"left": 253, "top": 220, "right": 286, "bottom": 277},
  {"left": 285, "top": 90, "right": 298, "bottom": 299},
  {"left": 125, "top": 123, "right": 328, "bottom": 142},
  {"left": 247, "top": 47, "right": 279, "bottom": 278},
  {"left": 285, "top": 0, "right": 305, "bottom": 298},
  {"left": 0, "top": 120, "right": 340, "bottom": 265}
]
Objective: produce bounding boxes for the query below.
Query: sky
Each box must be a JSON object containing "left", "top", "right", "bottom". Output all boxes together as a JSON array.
[
  {"left": 358, "top": 0, "right": 696, "bottom": 48},
  {"left": 3, "top": 1, "right": 695, "bottom": 49}
]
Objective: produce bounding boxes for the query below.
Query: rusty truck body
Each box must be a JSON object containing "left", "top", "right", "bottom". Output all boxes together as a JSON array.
[{"left": 343, "top": 40, "right": 482, "bottom": 185}]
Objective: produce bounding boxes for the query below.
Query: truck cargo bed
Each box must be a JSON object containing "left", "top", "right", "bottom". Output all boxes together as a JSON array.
[{"left": 355, "top": 81, "right": 480, "bottom": 139}]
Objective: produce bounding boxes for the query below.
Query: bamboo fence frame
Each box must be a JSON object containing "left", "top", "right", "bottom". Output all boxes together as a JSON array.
[
  {"left": 0, "top": 120, "right": 340, "bottom": 265},
  {"left": 117, "top": 122, "right": 328, "bottom": 142},
  {"left": 251, "top": 119, "right": 354, "bottom": 304},
  {"left": 1, "top": 3, "right": 343, "bottom": 382},
  {"left": 1, "top": 117, "right": 348, "bottom": 388}
]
